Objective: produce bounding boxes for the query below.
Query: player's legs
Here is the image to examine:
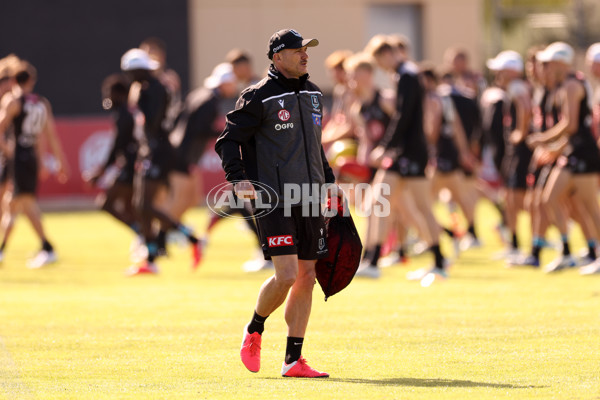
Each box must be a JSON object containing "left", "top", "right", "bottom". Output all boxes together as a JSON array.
[
  {"left": 20, "top": 195, "right": 48, "bottom": 241},
  {"left": 255, "top": 254, "right": 299, "bottom": 318},
  {"left": 0, "top": 193, "right": 22, "bottom": 254},
  {"left": 357, "top": 170, "right": 401, "bottom": 275},
  {"left": 102, "top": 183, "right": 137, "bottom": 231},
  {"left": 541, "top": 166, "right": 576, "bottom": 271},
  {"left": 505, "top": 188, "right": 526, "bottom": 251},
  {"left": 404, "top": 177, "right": 448, "bottom": 285},
  {"left": 571, "top": 174, "right": 600, "bottom": 240},
  {"left": 284, "top": 258, "right": 316, "bottom": 338},
  {"left": 167, "top": 171, "right": 197, "bottom": 221},
  {"left": 542, "top": 166, "right": 571, "bottom": 236},
  {"left": 404, "top": 178, "right": 441, "bottom": 246},
  {"left": 570, "top": 174, "right": 600, "bottom": 263}
]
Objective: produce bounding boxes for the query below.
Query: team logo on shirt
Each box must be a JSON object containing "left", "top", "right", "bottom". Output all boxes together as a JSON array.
[
  {"left": 268, "top": 235, "right": 294, "bottom": 247},
  {"left": 278, "top": 109, "right": 290, "bottom": 121},
  {"left": 312, "top": 113, "right": 321, "bottom": 127},
  {"left": 311, "top": 95, "right": 320, "bottom": 110}
]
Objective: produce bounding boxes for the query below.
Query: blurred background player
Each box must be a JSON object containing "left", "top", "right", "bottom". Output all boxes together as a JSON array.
[
  {"left": 84, "top": 73, "right": 139, "bottom": 236},
  {"left": 439, "top": 68, "right": 484, "bottom": 251},
  {"left": 444, "top": 46, "right": 486, "bottom": 97},
  {"left": 0, "top": 60, "right": 69, "bottom": 267},
  {"left": 511, "top": 46, "right": 554, "bottom": 268},
  {"left": 321, "top": 49, "right": 355, "bottom": 144},
  {"left": 0, "top": 54, "right": 21, "bottom": 229},
  {"left": 586, "top": 43, "right": 600, "bottom": 140},
  {"left": 421, "top": 64, "right": 476, "bottom": 257},
  {"left": 168, "top": 62, "right": 237, "bottom": 220},
  {"left": 527, "top": 42, "right": 600, "bottom": 273},
  {"left": 225, "top": 48, "right": 260, "bottom": 89},
  {"left": 342, "top": 52, "right": 411, "bottom": 267},
  {"left": 359, "top": 35, "right": 448, "bottom": 286},
  {"left": 579, "top": 43, "right": 600, "bottom": 275},
  {"left": 140, "top": 37, "right": 182, "bottom": 132},
  {"left": 187, "top": 63, "right": 267, "bottom": 272},
  {"left": 487, "top": 50, "right": 533, "bottom": 264},
  {"left": 121, "top": 48, "right": 202, "bottom": 275}
]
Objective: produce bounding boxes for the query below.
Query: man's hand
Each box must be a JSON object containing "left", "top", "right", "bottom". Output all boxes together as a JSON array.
[{"left": 234, "top": 180, "right": 257, "bottom": 199}]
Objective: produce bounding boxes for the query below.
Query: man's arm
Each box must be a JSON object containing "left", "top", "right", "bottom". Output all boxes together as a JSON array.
[
  {"left": 41, "top": 98, "right": 69, "bottom": 181},
  {"left": 424, "top": 95, "right": 442, "bottom": 146},
  {"left": 320, "top": 145, "right": 336, "bottom": 184},
  {"left": 0, "top": 97, "right": 19, "bottom": 156},
  {"left": 86, "top": 111, "right": 134, "bottom": 183},
  {"left": 139, "top": 81, "right": 169, "bottom": 135},
  {"left": 215, "top": 89, "right": 262, "bottom": 184}
]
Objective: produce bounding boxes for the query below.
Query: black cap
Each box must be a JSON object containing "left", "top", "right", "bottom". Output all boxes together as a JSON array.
[{"left": 267, "top": 29, "right": 319, "bottom": 60}]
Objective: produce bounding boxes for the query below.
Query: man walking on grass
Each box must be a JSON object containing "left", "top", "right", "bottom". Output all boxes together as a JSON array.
[{"left": 216, "top": 29, "right": 339, "bottom": 378}]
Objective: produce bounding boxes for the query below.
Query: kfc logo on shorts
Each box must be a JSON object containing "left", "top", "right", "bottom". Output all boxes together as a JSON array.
[
  {"left": 268, "top": 235, "right": 294, "bottom": 247},
  {"left": 278, "top": 109, "right": 290, "bottom": 121}
]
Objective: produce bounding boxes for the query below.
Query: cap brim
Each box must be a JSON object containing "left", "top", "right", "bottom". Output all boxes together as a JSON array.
[
  {"left": 288, "top": 38, "right": 319, "bottom": 50},
  {"left": 486, "top": 59, "right": 500, "bottom": 71},
  {"left": 536, "top": 50, "right": 552, "bottom": 63},
  {"left": 303, "top": 38, "right": 319, "bottom": 48}
]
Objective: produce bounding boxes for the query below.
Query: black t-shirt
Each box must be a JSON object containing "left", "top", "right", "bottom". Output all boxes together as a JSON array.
[
  {"left": 171, "top": 87, "right": 221, "bottom": 166},
  {"left": 102, "top": 104, "right": 137, "bottom": 174},
  {"left": 137, "top": 76, "right": 170, "bottom": 149},
  {"left": 380, "top": 61, "right": 428, "bottom": 164}
]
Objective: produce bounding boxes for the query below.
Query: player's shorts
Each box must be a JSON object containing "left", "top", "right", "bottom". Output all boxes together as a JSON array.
[
  {"left": 142, "top": 146, "right": 174, "bottom": 183},
  {"left": 387, "top": 156, "right": 427, "bottom": 178},
  {"left": 436, "top": 156, "right": 460, "bottom": 173},
  {"left": 502, "top": 143, "right": 532, "bottom": 190},
  {"left": 254, "top": 205, "right": 328, "bottom": 260},
  {"left": 172, "top": 158, "right": 192, "bottom": 175},
  {"left": 565, "top": 147, "right": 600, "bottom": 174},
  {"left": 116, "top": 162, "right": 136, "bottom": 185},
  {"left": 13, "top": 147, "right": 38, "bottom": 195}
]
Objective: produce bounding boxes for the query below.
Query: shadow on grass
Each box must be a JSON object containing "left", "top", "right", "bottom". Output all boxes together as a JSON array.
[{"left": 263, "top": 376, "right": 545, "bottom": 389}]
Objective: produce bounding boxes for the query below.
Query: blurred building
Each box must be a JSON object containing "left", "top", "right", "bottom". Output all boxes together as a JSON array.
[{"left": 189, "top": 0, "right": 484, "bottom": 92}]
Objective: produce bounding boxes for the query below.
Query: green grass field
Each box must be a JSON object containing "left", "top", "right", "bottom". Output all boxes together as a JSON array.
[{"left": 0, "top": 201, "right": 599, "bottom": 399}]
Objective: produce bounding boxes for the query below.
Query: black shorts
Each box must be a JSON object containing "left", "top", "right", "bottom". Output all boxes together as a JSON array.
[
  {"left": 172, "top": 157, "right": 192, "bottom": 175},
  {"left": 565, "top": 151, "right": 600, "bottom": 174},
  {"left": 502, "top": 144, "right": 532, "bottom": 190},
  {"left": 436, "top": 157, "right": 460, "bottom": 173},
  {"left": 116, "top": 162, "right": 136, "bottom": 184},
  {"left": 141, "top": 147, "right": 174, "bottom": 183},
  {"left": 0, "top": 156, "right": 11, "bottom": 184},
  {"left": 387, "top": 156, "right": 427, "bottom": 178},
  {"left": 254, "top": 205, "right": 328, "bottom": 260},
  {"left": 13, "top": 147, "right": 38, "bottom": 195}
]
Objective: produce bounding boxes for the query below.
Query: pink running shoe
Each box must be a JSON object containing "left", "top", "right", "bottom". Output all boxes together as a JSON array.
[
  {"left": 191, "top": 239, "right": 205, "bottom": 270},
  {"left": 240, "top": 325, "right": 261, "bottom": 372},
  {"left": 281, "top": 356, "right": 329, "bottom": 378},
  {"left": 125, "top": 262, "right": 159, "bottom": 276}
]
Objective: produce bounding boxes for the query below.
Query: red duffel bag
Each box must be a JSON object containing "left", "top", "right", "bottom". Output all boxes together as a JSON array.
[{"left": 315, "top": 197, "right": 363, "bottom": 301}]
